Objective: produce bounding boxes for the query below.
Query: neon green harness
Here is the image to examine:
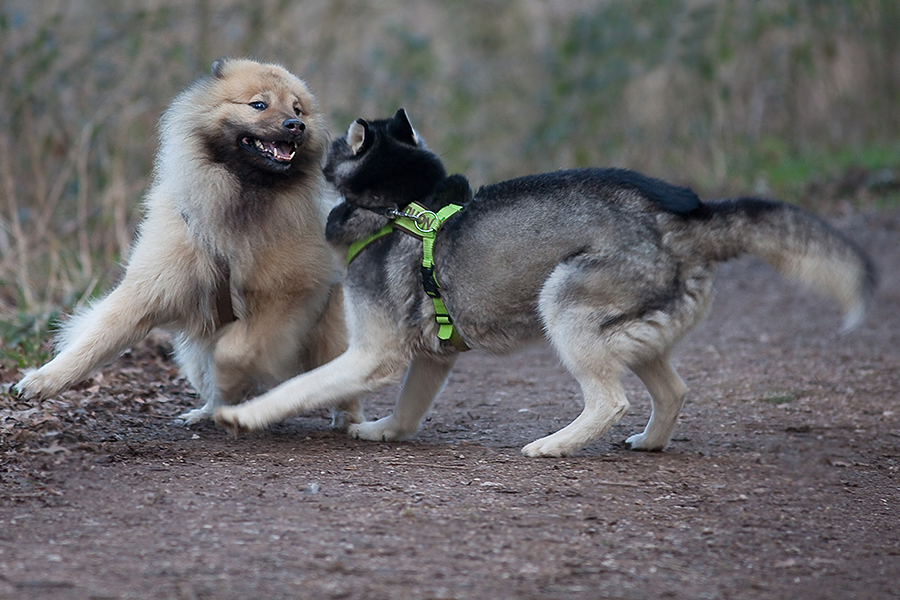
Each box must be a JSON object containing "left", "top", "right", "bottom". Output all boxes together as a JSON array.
[{"left": 346, "top": 202, "right": 468, "bottom": 351}]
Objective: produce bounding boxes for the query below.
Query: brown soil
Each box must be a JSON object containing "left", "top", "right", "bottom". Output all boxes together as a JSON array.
[{"left": 2, "top": 210, "right": 898, "bottom": 600}]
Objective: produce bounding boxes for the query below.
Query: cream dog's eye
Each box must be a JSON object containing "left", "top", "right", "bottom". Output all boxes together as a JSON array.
[{"left": 249, "top": 101, "right": 267, "bottom": 110}]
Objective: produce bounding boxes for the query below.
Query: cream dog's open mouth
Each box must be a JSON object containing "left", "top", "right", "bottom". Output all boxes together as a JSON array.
[{"left": 240, "top": 136, "right": 297, "bottom": 164}]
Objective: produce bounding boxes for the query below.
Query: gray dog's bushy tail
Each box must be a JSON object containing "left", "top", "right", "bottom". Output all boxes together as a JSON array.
[{"left": 691, "top": 198, "right": 876, "bottom": 331}]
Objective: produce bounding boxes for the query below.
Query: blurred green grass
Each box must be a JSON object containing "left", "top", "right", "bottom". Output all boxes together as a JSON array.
[
  {"left": 1, "top": 0, "right": 898, "bottom": 368},
  {"left": 746, "top": 140, "right": 900, "bottom": 201}
]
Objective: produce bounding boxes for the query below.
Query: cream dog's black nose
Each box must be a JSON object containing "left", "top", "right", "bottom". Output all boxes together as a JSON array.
[{"left": 283, "top": 118, "right": 305, "bottom": 133}]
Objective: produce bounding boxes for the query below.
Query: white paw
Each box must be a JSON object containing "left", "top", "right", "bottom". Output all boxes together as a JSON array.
[
  {"left": 178, "top": 407, "right": 213, "bottom": 425},
  {"left": 521, "top": 435, "right": 576, "bottom": 458},
  {"left": 15, "top": 368, "right": 65, "bottom": 400},
  {"left": 348, "top": 416, "right": 413, "bottom": 442},
  {"left": 624, "top": 432, "right": 667, "bottom": 451},
  {"left": 213, "top": 405, "right": 259, "bottom": 436}
]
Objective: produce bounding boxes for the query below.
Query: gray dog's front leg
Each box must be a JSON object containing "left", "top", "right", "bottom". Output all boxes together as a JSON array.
[{"left": 349, "top": 353, "right": 458, "bottom": 442}]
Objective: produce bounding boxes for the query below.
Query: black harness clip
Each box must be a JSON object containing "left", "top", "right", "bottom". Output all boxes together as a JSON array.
[{"left": 421, "top": 265, "right": 441, "bottom": 298}]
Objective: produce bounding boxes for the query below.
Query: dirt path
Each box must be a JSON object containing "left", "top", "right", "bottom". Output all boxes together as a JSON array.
[{"left": 2, "top": 210, "right": 898, "bottom": 600}]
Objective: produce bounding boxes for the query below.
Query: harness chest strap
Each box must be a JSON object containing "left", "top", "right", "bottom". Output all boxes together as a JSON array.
[
  {"left": 214, "top": 255, "right": 237, "bottom": 327},
  {"left": 346, "top": 202, "right": 468, "bottom": 351},
  {"left": 182, "top": 209, "right": 236, "bottom": 328}
]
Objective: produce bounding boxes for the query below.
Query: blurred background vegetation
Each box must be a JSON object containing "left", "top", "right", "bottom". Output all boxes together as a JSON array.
[{"left": 1, "top": 0, "right": 899, "bottom": 362}]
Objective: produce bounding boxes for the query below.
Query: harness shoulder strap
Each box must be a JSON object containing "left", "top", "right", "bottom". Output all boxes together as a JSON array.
[{"left": 347, "top": 224, "right": 393, "bottom": 266}]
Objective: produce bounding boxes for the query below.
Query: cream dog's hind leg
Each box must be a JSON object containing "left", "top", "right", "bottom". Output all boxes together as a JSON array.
[
  {"left": 181, "top": 287, "right": 366, "bottom": 428},
  {"left": 304, "top": 285, "right": 366, "bottom": 430},
  {"left": 175, "top": 336, "right": 222, "bottom": 424}
]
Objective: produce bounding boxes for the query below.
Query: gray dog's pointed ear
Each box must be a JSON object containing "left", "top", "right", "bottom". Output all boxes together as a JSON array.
[
  {"left": 389, "top": 108, "right": 419, "bottom": 146},
  {"left": 347, "top": 118, "right": 369, "bottom": 154}
]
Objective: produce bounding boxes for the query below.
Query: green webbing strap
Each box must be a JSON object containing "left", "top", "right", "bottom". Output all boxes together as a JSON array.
[
  {"left": 346, "top": 224, "right": 393, "bottom": 265},
  {"left": 345, "top": 202, "right": 468, "bottom": 351},
  {"left": 397, "top": 202, "right": 466, "bottom": 350}
]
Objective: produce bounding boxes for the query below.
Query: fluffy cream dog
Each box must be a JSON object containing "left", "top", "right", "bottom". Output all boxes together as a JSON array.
[{"left": 17, "top": 58, "right": 363, "bottom": 427}]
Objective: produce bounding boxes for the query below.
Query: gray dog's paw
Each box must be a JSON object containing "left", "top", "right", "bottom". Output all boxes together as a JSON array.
[{"left": 348, "top": 417, "right": 411, "bottom": 442}]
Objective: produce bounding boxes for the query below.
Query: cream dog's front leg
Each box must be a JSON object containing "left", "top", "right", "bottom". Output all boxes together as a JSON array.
[
  {"left": 16, "top": 284, "right": 160, "bottom": 400},
  {"left": 214, "top": 347, "right": 403, "bottom": 434}
]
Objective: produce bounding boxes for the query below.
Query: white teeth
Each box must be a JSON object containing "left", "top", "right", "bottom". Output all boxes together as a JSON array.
[{"left": 244, "top": 137, "right": 296, "bottom": 163}]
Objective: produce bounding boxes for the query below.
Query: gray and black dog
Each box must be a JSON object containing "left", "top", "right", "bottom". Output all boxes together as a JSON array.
[{"left": 216, "top": 109, "right": 876, "bottom": 457}]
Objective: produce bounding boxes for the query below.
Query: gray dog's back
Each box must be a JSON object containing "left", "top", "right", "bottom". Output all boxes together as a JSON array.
[{"left": 435, "top": 168, "right": 874, "bottom": 357}]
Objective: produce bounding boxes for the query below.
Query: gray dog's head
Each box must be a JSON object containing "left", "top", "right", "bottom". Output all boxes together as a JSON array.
[{"left": 324, "top": 108, "right": 447, "bottom": 211}]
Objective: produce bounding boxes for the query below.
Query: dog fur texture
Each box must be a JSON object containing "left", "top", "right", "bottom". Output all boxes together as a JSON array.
[
  {"left": 17, "top": 58, "right": 363, "bottom": 427},
  {"left": 215, "top": 108, "right": 876, "bottom": 457}
]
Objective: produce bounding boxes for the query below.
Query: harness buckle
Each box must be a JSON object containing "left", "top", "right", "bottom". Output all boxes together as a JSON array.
[
  {"left": 413, "top": 210, "right": 439, "bottom": 233},
  {"left": 421, "top": 265, "right": 441, "bottom": 297},
  {"left": 387, "top": 207, "right": 439, "bottom": 234}
]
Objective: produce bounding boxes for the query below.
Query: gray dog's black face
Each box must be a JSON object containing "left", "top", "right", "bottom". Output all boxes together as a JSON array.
[{"left": 324, "top": 108, "right": 447, "bottom": 211}]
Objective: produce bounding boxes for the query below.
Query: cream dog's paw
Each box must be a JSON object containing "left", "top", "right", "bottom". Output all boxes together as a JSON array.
[
  {"left": 330, "top": 405, "right": 366, "bottom": 431},
  {"left": 15, "top": 368, "right": 65, "bottom": 400},
  {"left": 214, "top": 406, "right": 256, "bottom": 436},
  {"left": 178, "top": 406, "right": 213, "bottom": 425}
]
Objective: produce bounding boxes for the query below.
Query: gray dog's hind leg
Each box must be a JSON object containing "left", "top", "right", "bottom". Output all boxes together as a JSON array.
[
  {"left": 525, "top": 266, "right": 634, "bottom": 456},
  {"left": 625, "top": 354, "right": 687, "bottom": 451},
  {"left": 521, "top": 370, "right": 630, "bottom": 457}
]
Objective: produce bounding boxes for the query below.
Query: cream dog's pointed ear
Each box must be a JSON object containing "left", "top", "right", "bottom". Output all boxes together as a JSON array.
[
  {"left": 210, "top": 58, "right": 229, "bottom": 78},
  {"left": 347, "top": 119, "right": 368, "bottom": 154}
]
